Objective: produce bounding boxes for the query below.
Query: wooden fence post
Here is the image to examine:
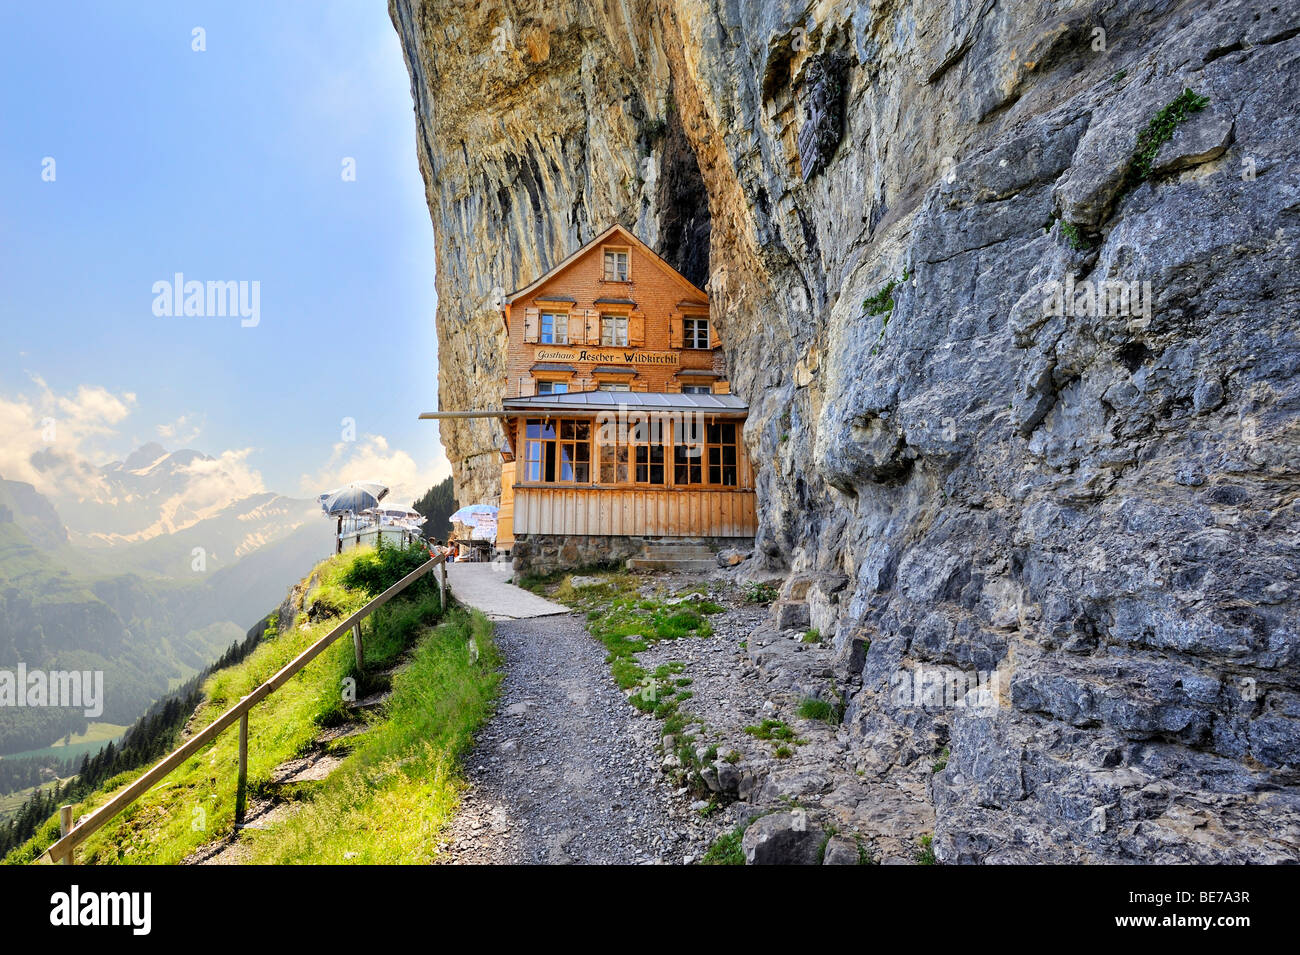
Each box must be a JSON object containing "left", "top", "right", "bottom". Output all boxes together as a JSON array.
[
  {"left": 235, "top": 711, "right": 249, "bottom": 825},
  {"left": 439, "top": 559, "right": 448, "bottom": 611},
  {"left": 58, "top": 805, "right": 73, "bottom": 864}
]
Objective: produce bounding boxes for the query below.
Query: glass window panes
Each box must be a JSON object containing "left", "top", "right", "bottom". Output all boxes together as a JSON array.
[
  {"left": 522, "top": 418, "right": 587, "bottom": 483},
  {"left": 540, "top": 312, "right": 567, "bottom": 344},
  {"left": 603, "top": 249, "right": 629, "bottom": 281},
  {"left": 635, "top": 443, "right": 665, "bottom": 484},
  {"left": 683, "top": 318, "right": 710, "bottom": 349},
  {"left": 600, "top": 314, "right": 628, "bottom": 346}
]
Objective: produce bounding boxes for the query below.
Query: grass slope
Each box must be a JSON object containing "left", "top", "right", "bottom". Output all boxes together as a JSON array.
[
  {"left": 3, "top": 546, "right": 499, "bottom": 865},
  {"left": 243, "top": 610, "right": 499, "bottom": 863}
]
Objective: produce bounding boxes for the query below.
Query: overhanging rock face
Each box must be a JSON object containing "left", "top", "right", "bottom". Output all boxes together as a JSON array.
[{"left": 391, "top": 0, "right": 1300, "bottom": 862}]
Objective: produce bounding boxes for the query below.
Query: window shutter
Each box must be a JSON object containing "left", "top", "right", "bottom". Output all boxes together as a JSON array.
[
  {"left": 630, "top": 381, "right": 649, "bottom": 392},
  {"left": 666, "top": 379, "right": 682, "bottom": 393},
  {"left": 567, "top": 311, "right": 584, "bottom": 344},
  {"left": 585, "top": 308, "right": 600, "bottom": 344},
  {"left": 519, "top": 376, "right": 536, "bottom": 397},
  {"left": 628, "top": 311, "right": 645, "bottom": 347},
  {"left": 713, "top": 380, "right": 731, "bottom": 394},
  {"left": 708, "top": 319, "right": 721, "bottom": 349},
  {"left": 523, "top": 307, "right": 540, "bottom": 343},
  {"left": 573, "top": 377, "right": 593, "bottom": 392},
  {"left": 669, "top": 313, "right": 684, "bottom": 349}
]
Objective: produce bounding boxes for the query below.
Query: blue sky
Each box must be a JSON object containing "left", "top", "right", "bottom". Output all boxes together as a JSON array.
[{"left": 0, "top": 1, "right": 449, "bottom": 506}]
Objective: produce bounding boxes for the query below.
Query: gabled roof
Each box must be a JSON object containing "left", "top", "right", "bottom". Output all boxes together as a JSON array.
[{"left": 504, "top": 223, "right": 708, "bottom": 306}]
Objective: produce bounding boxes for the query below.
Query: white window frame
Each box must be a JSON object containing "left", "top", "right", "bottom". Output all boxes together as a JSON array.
[
  {"left": 683, "top": 317, "right": 710, "bottom": 349},
  {"left": 600, "top": 314, "right": 629, "bottom": 346},
  {"left": 603, "top": 248, "right": 630, "bottom": 282},
  {"left": 540, "top": 311, "right": 568, "bottom": 344}
]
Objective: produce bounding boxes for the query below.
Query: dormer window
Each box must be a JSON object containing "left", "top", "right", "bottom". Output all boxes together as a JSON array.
[
  {"left": 603, "top": 248, "right": 629, "bottom": 282},
  {"left": 540, "top": 312, "right": 567, "bottom": 344}
]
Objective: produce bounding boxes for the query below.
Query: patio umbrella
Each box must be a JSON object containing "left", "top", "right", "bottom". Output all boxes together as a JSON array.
[
  {"left": 320, "top": 481, "right": 390, "bottom": 515},
  {"left": 448, "top": 503, "right": 499, "bottom": 524}
]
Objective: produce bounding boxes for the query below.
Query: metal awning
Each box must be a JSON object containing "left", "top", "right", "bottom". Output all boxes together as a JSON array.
[
  {"left": 590, "top": 365, "right": 638, "bottom": 376},
  {"left": 675, "top": 368, "right": 720, "bottom": 377},
  {"left": 593, "top": 297, "right": 636, "bottom": 306},
  {"left": 531, "top": 362, "right": 576, "bottom": 372},
  {"left": 502, "top": 392, "right": 747, "bottom": 415}
]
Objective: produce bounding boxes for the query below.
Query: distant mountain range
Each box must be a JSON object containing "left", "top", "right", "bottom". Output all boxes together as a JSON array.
[{"left": 0, "top": 443, "right": 333, "bottom": 755}]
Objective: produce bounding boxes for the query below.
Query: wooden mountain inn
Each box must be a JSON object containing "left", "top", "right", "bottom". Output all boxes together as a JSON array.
[{"left": 425, "top": 224, "right": 757, "bottom": 570}]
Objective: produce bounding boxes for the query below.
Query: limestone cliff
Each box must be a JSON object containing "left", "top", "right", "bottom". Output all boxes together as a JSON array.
[{"left": 392, "top": 0, "right": 1300, "bottom": 862}]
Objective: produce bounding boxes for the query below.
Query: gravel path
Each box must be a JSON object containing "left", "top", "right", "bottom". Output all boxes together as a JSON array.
[{"left": 435, "top": 613, "right": 719, "bottom": 864}]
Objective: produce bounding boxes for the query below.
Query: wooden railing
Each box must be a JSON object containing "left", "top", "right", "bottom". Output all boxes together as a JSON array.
[{"left": 37, "top": 554, "right": 449, "bottom": 865}]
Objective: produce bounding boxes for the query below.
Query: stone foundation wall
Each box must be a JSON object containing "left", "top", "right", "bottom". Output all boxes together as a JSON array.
[{"left": 511, "top": 535, "right": 751, "bottom": 576}]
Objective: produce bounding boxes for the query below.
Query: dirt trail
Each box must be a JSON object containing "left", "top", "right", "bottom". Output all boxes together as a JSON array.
[{"left": 435, "top": 614, "right": 716, "bottom": 864}]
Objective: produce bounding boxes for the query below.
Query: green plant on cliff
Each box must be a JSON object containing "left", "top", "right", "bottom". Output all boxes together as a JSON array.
[
  {"left": 1059, "top": 219, "right": 1091, "bottom": 251},
  {"left": 1121, "top": 88, "right": 1210, "bottom": 193},
  {"left": 916, "top": 833, "right": 937, "bottom": 865},
  {"left": 932, "top": 746, "right": 950, "bottom": 773},
  {"left": 797, "top": 693, "right": 844, "bottom": 725},
  {"left": 864, "top": 268, "right": 911, "bottom": 318}
]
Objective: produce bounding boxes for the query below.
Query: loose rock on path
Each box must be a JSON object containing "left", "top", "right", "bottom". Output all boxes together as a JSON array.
[{"left": 435, "top": 613, "right": 720, "bottom": 864}]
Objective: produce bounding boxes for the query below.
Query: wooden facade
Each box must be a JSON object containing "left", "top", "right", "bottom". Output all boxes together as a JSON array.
[
  {"left": 513, "top": 487, "right": 757, "bottom": 538},
  {"left": 495, "top": 224, "right": 756, "bottom": 549}
]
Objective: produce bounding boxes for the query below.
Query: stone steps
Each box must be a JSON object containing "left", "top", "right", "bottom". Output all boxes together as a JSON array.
[{"left": 626, "top": 540, "right": 719, "bottom": 572}]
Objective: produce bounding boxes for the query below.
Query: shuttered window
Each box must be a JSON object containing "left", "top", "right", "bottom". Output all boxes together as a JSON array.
[
  {"left": 683, "top": 318, "right": 710, "bottom": 349},
  {"left": 600, "top": 314, "right": 628, "bottom": 346},
  {"left": 540, "top": 312, "right": 567, "bottom": 344}
]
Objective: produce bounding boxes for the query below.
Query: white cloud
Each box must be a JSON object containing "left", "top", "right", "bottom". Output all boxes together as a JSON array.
[
  {"left": 156, "top": 413, "right": 204, "bottom": 445},
  {"left": 0, "top": 378, "right": 137, "bottom": 499},
  {"left": 299, "top": 433, "right": 451, "bottom": 508},
  {"left": 0, "top": 380, "right": 445, "bottom": 545}
]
